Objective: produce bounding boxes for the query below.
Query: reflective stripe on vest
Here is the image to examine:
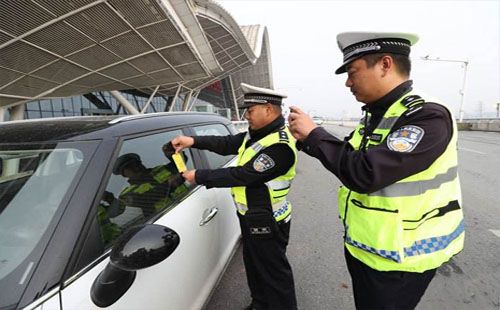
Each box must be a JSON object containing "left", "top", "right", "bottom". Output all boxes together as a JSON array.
[
  {"left": 339, "top": 90, "right": 465, "bottom": 272},
  {"left": 368, "top": 166, "right": 458, "bottom": 197},
  {"left": 345, "top": 218, "right": 465, "bottom": 263},
  {"left": 234, "top": 199, "right": 290, "bottom": 217},
  {"left": 231, "top": 126, "right": 297, "bottom": 222}
]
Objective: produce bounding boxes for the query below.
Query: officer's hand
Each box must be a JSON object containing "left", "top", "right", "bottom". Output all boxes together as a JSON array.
[
  {"left": 181, "top": 169, "right": 196, "bottom": 184},
  {"left": 288, "top": 106, "right": 317, "bottom": 142},
  {"left": 168, "top": 135, "right": 194, "bottom": 153}
]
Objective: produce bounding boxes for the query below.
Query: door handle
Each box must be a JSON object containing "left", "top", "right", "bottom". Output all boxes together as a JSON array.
[{"left": 199, "top": 207, "right": 218, "bottom": 226}]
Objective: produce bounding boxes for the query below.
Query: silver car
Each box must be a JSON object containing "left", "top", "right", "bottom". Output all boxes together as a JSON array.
[{"left": 0, "top": 113, "right": 240, "bottom": 310}]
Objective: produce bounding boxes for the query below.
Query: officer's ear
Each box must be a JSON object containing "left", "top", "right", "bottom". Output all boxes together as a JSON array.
[
  {"left": 380, "top": 55, "right": 393, "bottom": 76},
  {"left": 265, "top": 103, "right": 274, "bottom": 116}
]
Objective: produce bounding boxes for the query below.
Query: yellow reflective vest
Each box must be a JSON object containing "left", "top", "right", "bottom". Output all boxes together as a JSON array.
[
  {"left": 339, "top": 91, "right": 465, "bottom": 272},
  {"left": 231, "top": 127, "right": 297, "bottom": 222},
  {"left": 119, "top": 165, "right": 187, "bottom": 212},
  {"left": 98, "top": 204, "right": 121, "bottom": 245}
]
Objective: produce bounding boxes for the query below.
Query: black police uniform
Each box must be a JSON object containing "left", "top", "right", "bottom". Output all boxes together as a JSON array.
[
  {"left": 300, "top": 80, "right": 453, "bottom": 309},
  {"left": 193, "top": 115, "right": 297, "bottom": 310}
]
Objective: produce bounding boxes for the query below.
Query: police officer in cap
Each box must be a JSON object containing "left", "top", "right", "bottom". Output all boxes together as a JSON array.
[
  {"left": 169, "top": 83, "right": 298, "bottom": 310},
  {"left": 288, "top": 32, "right": 464, "bottom": 309}
]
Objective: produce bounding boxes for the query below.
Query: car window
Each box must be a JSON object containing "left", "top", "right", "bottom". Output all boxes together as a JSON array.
[
  {"left": 0, "top": 142, "right": 96, "bottom": 309},
  {"left": 97, "top": 130, "right": 194, "bottom": 248},
  {"left": 193, "top": 123, "right": 234, "bottom": 169}
]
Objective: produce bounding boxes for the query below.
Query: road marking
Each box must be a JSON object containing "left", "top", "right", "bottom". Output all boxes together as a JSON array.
[
  {"left": 489, "top": 229, "right": 500, "bottom": 239},
  {"left": 459, "top": 147, "right": 486, "bottom": 155}
]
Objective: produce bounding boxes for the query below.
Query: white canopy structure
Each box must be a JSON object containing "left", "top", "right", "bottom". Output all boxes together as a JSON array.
[{"left": 0, "top": 0, "right": 274, "bottom": 118}]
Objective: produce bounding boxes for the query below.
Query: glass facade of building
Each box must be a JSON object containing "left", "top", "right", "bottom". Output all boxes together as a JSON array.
[
  {"left": 2, "top": 91, "right": 180, "bottom": 121},
  {"left": 3, "top": 79, "right": 234, "bottom": 121}
]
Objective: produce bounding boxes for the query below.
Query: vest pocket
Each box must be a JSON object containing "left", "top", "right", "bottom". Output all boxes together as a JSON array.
[
  {"left": 351, "top": 199, "right": 398, "bottom": 213},
  {"left": 345, "top": 199, "right": 403, "bottom": 263}
]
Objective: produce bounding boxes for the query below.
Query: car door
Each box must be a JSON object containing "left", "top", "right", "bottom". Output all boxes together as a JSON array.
[
  {"left": 60, "top": 128, "right": 222, "bottom": 309},
  {"left": 189, "top": 123, "right": 241, "bottom": 266}
]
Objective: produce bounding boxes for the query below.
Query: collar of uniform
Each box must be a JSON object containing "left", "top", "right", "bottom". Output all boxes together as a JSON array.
[
  {"left": 362, "top": 80, "right": 413, "bottom": 116},
  {"left": 248, "top": 115, "right": 285, "bottom": 144}
]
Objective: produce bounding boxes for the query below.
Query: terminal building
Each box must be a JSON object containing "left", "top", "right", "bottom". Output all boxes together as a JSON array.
[{"left": 0, "top": 0, "right": 275, "bottom": 122}]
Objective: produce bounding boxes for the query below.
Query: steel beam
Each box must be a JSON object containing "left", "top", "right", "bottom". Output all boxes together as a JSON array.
[
  {"left": 141, "top": 86, "right": 160, "bottom": 113},
  {"left": 109, "top": 91, "right": 140, "bottom": 115},
  {"left": 9, "top": 104, "right": 25, "bottom": 120}
]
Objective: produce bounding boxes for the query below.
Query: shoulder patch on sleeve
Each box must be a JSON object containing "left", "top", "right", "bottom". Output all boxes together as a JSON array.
[
  {"left": 253, "top": 153, "right": 275, "bottom": 172},
  {"left": 279, "top": 130, "right": 289, "bottom": 142},
  {"left": 387, "top": 125, "right": 425, "bottom": 152}
]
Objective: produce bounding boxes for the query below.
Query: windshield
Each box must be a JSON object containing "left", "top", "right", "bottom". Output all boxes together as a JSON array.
[{"left": 0, "top": 142, "right": 96, "bottom": 309}]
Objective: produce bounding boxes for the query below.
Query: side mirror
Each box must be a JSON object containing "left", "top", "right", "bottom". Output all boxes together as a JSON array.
[{"left": 91, "top": 224, "right": 180, "bottom": 307}]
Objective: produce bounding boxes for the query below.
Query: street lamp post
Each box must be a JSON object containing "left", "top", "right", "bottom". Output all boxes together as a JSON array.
[{"left": 421, "top": 56, "right": 469, "bottom": 122}]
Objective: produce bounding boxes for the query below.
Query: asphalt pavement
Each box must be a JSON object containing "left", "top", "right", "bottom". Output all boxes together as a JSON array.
[{"left": 206, "top": 124, "right": 500, "bottom": 310}]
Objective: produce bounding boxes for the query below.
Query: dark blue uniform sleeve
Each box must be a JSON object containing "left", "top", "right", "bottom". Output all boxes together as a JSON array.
[
  {"left": 195, "top": 144, "right": 294, "bottom": 188},
  {"left": 192, "top": 132, "right": 245, "bottom": 155},
  {"left": 301, "top": 103, "right": 453, "bottom": 193}
]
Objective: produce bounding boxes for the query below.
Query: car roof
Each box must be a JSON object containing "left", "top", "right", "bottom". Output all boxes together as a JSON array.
[{"left": 0, "top": 112, "right": 232, "bottom": 143}]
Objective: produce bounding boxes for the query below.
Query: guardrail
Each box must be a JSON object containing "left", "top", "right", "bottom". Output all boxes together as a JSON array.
[
  {"left": 325, "top": 120, "right": 359, "bottom": 128},
  {"left": 459, "top": 119, "right": 500, "bottom": 132}
]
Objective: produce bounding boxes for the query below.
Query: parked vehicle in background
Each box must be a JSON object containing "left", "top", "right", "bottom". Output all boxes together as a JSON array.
[
  {"left": 0, "top": 113, "right": 241, "bottom": 310},
  {"left": 312, "top": 116, "right": 325, "bottom": 125}
]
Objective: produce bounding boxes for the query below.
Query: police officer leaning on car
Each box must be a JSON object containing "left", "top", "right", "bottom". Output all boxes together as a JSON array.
[
  {"left": 288, "top": 31, "right": 465, "bottom": 310},
  {"left": 168, "top": 83, "right": 298, "bottom": 310}
]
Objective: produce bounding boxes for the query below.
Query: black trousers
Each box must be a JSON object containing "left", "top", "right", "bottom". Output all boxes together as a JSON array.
[
  {"left": 345, "top": 247, "right": 436, "bottom": 310},
  {"left": 238, "top": 212, "right": 297, "bottom": 310}
]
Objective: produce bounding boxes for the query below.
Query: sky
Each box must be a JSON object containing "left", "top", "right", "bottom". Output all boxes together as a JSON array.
[{"left": 218, "top": 0, "right": 500, "bottom": 120}]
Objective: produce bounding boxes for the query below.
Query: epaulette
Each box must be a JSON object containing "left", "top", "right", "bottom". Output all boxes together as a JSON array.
[
  {"left": 402, "top": 94, "right": 426, "bottom": 117},
  {"left": 404, "top": 104, "right": 425, "bottom": 117},
  {"left": 401, "top": 94, "right": 425, "bottom": 107},
  {"left": 279, "top": 130, "right": 289, "bottom": 142}
]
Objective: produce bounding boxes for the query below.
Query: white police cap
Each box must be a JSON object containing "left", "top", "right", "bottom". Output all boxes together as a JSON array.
[
  {"left": 240, "top": 83, "right": 287, "bottom": 109},
  {"left": 335, "top": 31, "right": 419, "bottom": 74}
]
